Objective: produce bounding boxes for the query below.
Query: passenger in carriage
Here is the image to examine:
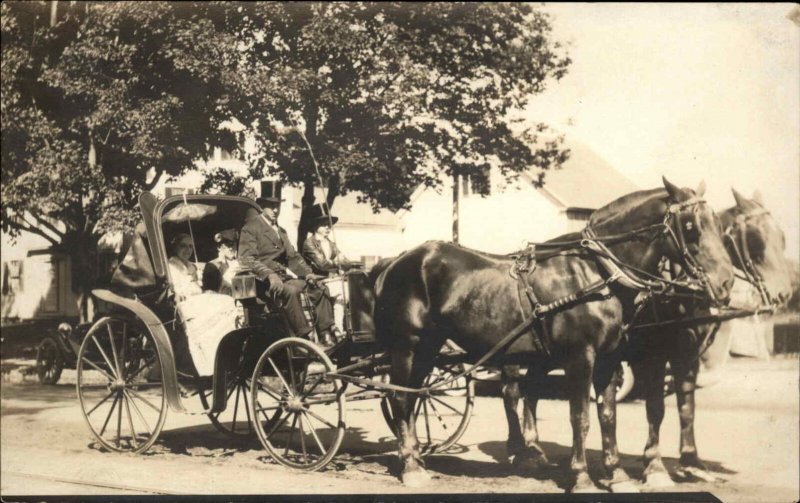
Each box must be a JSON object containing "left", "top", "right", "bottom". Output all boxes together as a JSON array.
[
  {"left": 238, "top": 189, "right": 340, "bottom": 346},
  {"left": 179, "top": 263, "right": 239, "bottom": 377},
  {"left": 168, "top": 234, "right": 239, "bottom": 376},
  {"left": 207, "top": 228, "right": 241, "bottom": 296},
  {"left": 302, "top": 204, "right": 356, "bottom": 277},
  {"left": 167, "top": 233, "right": 203, "bottom": 302}
]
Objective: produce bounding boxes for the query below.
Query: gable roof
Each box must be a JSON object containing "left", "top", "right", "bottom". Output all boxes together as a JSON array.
[
  {"left": 533, "top": 137, "right": 639, "bottom": 211},
  {"left": 289, "top": 187, "right": 401, "bottom": 228}
]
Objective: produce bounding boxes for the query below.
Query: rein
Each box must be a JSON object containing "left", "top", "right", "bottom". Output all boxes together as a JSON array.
[{"left": 723, "top": 208, "right": 773, "bottom": 306}]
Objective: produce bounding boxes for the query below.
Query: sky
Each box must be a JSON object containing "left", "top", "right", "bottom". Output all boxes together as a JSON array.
[{"left": 524, "top": 3, "right": 800, "bottom": 259}]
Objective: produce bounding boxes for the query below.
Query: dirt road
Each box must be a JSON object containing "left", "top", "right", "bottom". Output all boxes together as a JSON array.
[{"left": 1, "top": 358, "right": 797, "bottom": 501}]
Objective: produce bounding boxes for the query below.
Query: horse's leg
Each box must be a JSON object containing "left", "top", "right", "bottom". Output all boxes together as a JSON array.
[
  {"left": 564, "top": 348, "right": 601, "bottom": 493},
  {"left": 672, "top": 356, "right": 718, "bottom": 482},
  {"left": 502, "top": 365, "right": 525, "bottom": 462},
  {"left": 593, "top": 359, "right": 638, "bottom": 492},
  {"left": 636, "top": 358, "right": 674, "bottom": 488},
  {"left": 388, "top": 334, "right": 440, "bottom": 487},
  {"left": 513, "top": 366, "right": 555, "bottom": 472}
]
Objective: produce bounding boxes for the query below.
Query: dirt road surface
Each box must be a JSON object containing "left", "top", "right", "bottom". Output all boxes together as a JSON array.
[{"left": 1, "top": 357, "right": 797, "bottom": 501}]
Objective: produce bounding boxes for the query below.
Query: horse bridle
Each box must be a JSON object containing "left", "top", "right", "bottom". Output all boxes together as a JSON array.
[
  {"left": 581, "top": 195, "right": 723, "bottom": 305},
  {"left": 723, "top": 207, "right": 773, "bottom": 306}
]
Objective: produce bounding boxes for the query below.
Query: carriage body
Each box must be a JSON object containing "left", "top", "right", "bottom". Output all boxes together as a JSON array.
[{"left": 75, "top": 192, "right": 473, "bottom": 467}]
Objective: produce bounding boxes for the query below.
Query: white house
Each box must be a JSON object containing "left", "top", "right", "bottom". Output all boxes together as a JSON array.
[
  {"left": 1, "top": 136, "right": 637, "bottom": 322},
  {"left": 398, "top": 138, "right": 639, "bottom": 254}
]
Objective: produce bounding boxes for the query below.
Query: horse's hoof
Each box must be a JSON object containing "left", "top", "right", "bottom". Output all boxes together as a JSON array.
[
  {"left": 571, "top": 474, "right": 604, "bottom": 493},
  {"left": 401, "top": 469, "right": 431, "bottom": 488},
  {"left": 570, "top": 484, "right": 605, "bottom": 493},
  {"left": 644, "top": 471, "right": 675, "bottom": 488},
  {"left": 676, "top": 465, "right": 720, "bottom": 483},
  {"left": 609, "top": 480, "right": 640, "bottom": 493}
]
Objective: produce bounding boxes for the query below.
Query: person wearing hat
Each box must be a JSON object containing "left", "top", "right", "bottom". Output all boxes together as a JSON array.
[
  {"left": 302, "top": 204, "right": 353, "bottom": 276},
  {"left": 238, "top": 186, "right": 338, "bottom": 345},
  {"left": 208, "top": 228, "right": 241, "bottom": 296}
]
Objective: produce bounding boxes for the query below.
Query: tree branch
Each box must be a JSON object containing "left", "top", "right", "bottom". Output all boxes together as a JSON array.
[{"left": 7, "top": 219, "right": 61, "bottom": 246}]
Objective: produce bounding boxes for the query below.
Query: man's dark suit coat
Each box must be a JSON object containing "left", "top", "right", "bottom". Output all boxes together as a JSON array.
[{"left": 238, "top": 214, "right": 312, "bottom": 281}]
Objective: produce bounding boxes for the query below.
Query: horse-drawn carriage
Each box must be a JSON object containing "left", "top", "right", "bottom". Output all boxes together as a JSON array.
[{"left": 75, "top": 192, "right": 474, "bottom": 469}]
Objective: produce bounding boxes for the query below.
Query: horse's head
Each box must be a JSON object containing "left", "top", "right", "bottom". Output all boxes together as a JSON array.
[
  {"left": 659, "top": 177, "right": 734, "bottom": 304},
  {"left": 722, "top": 189, "right": 793, "bottom": 307},
  {"left": 588, "top": 177, "right": 734, "bottom": 304}
]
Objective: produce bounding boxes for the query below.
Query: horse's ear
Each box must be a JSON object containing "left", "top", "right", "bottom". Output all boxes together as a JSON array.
[
  {"left": 662, "top": 176, "right": 681, "bottom": 199},
  {"left": 751, "top": 190, "right": 764, "bottom": 206},
  {"left": 696, "top": 180, "right": 706, "bottom": 197},
  {"left": 731, "top": 188, "right": 749, "bottom": 208}
]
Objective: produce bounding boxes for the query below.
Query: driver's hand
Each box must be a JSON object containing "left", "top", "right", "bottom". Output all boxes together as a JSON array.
[
  {"left": 267, "top": 273, "right": 284, "bottom": 295},
  {"left": 305, "top": 273, "right": 325, "bottom": 287}
]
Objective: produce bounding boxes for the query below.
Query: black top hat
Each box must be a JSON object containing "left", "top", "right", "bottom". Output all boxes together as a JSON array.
[
  {"left": 257, "top": 180, "right": 284, "bottom": 208},
  {"left": 308, "top": 203, "right": 338, "bottom": 228}
]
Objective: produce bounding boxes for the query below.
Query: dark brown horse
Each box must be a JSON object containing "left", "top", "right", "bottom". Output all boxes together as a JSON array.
[
  {"left": 373, "top": 178, "right": 734, "bottom": 491},
  {"left": 635, "top": 188, "right": 793, "bottom": 487}
]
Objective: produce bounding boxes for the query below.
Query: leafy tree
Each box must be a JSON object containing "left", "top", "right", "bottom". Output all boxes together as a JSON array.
[
  {"left": 1, "top": 1, "right": 247, "bottom": 319},
  {"left": 206, "top": 2, "right": 571, "bottom": 248}
]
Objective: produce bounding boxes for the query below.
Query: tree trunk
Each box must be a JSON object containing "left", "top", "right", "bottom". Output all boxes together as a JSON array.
[{"left": 67, "top": 232, "right": 99, "bottom": 323}]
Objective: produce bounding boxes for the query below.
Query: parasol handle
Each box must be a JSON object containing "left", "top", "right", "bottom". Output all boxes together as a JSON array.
[{"left": 182, "top": 193, "right": 199, "bottom": 264}]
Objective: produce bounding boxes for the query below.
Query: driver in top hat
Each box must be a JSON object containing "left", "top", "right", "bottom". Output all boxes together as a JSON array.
[{"left": 238, "top": 184, "right": 339, "bottom": 345}]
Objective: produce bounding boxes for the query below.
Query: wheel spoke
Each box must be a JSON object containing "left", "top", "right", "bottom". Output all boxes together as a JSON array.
[
  {"left": 422, "top": 399, "right": 432, "bottom": 445},
  {"left": 231, "top": 383, "right": 242, "bottom": 432},
  {"left": 300, "top": 374, "right": 326, "bottom": 400},
  {"left": 255, "top": 403, "right": 283, "bottom": 413},
  {"left": 124, "top": 390, "right": 152, "bottom": 436},
  {"left": 81, "top": 356, "right": 115, "bottom": 383},
  {"left": 85, "top": 389, "right": 116, "bottom": 417},
  {"left": 426, "top": 397, "right": 448, "bottom": 431},
  {"left": 92, "top": 334, "right": 118, "bottom": 379},
  {"left": 242, "top": 383, "right": 253, "bottom": 433},
  {"left": 297, "top": 411, "right": 308, "bottom": 463},
  {"left": 265, "top": 410, "right": 291, "bottom": 441},
  {"left": 99, "top": 394, "right": 119, "bottom": 437},
  {"left": 286, "top": 347, "right": 298, "bottom": 393},
  {"left": 116, "top": 390, "right": 123, "bottom": 448},
  {"left": 284, "top": 413, "right": 300, "bottom": 457},
  {"left": 126, "top": 388, "right": 161, "bottom": 413},
  {"left": 268, "top": 357, "right": 295, "bottom": 397},
  {"left": 304, "top": 407, "right": 336, "bottom": 430},
  {"left": 429, "top": 395, "right": 463, "bottom": 415},
  {"left": 254, "top": 380, "right": 284, "bottom": 401},
  {"left": 125, "top": 355, "right": 156, "bottom": 383},
  {"left": 300, "top": 411, "right": 326, "bottom": 455},
  {"left": 123, "top": 394, "right": 139, "bottom": 449},
  {"left": 107, "top": 323, "right": 122, "bottom": 378}
]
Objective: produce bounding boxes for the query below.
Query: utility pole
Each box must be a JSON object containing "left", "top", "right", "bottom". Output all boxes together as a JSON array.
[{"left": 50, "top": 1, "right": 58, "bottom": 27}]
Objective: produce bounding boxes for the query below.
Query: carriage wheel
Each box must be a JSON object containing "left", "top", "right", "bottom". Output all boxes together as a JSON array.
[
  {"left": 250, "top": 338, "right": 345, "bottom": 471},
  {"left": 36, "top": 336, "right": 64, "bottom": 385},
  {"left": 76, "top": 317, "right": 167, "bottom": 454},
  {"left": 198, "top": 370, "right": 254, "bottom": 438},
  {"left": 380, "top": 364, "right": 475, "bottom": 455}
]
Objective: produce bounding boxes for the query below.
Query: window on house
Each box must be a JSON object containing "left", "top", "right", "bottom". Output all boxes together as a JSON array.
[
  {"left": 215, "top": 146, "right": 244, "bottom": 162},
  {"left": 460, "top": 169, "right": 491, "bottom": 198},
  {"left": 3, "top": 260, "right": 23, "bottom": 294},
  {"left": 164, "top": 187, "right": 197, "bottom": 198}
]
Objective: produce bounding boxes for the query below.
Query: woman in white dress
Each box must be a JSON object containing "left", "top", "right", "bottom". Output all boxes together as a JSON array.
[{"left": 168, "top": 233, "right": 239, "bottom": 376}]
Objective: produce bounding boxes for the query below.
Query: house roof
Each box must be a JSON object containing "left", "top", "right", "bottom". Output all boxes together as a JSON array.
[
  {"left": 533, "top": 138, "right": 639, "bottom": 211},
  {"left": 289, "top": 187, "right": 401, "bottom": 228}
]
